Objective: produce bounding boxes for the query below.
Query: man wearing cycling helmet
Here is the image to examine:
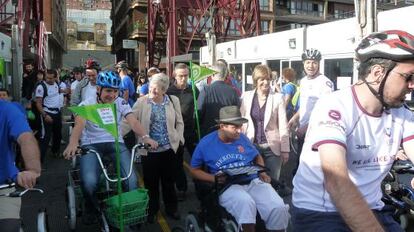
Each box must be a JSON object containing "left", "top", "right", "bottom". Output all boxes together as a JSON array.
[
  {"left": 70, "top": 59, "right": 100, "bottom": 106},
  {"left": 63, "top": 70, "right": 158, "bottom": 224},
  {"left": 292, "top": 30, "right": 414, "bottom": 231},
  {"left": 288, "top": 48, "right": 334, "bottom": 150}
]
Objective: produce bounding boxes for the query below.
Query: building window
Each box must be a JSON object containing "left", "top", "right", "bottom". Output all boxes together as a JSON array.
[
  {"left": 290, "top": 0, "right": 322, "bottom": 16},
  {"left": 261, "top": 20, "right": 270, "bottom": 34},
  {"left": 334, "top": 9, "right": 355, "bottom": 19},
  {"left": 276, "top": 0, "right": 287, "bottom": 7},
  {"left": 226, "top": 19, "right": 241, "bottom": 36},
  {"left": 260, "top": 0, "right": 270, "bottom": 11}
]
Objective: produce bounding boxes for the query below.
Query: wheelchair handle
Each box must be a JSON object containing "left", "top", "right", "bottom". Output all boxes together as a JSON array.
[{"left": 0, "top": 182, "right": 44, "bottom": 197}]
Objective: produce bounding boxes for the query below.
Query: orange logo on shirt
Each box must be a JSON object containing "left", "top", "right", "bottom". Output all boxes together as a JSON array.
[{"left": 238, "top": 145, "right": 245, "bottom": 153}]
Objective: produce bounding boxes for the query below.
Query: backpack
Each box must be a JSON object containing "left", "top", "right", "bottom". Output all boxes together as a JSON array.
[
  {"left": 291, "top": 83, "right": 300, "bottom": 110},
  {"left": 36, "top": 81, "right": 59, "bottom": 99}
]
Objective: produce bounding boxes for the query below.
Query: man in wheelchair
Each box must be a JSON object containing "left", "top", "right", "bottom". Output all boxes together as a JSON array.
[{"left": 190, "top": 106, "right": 290, "bottom": 232}]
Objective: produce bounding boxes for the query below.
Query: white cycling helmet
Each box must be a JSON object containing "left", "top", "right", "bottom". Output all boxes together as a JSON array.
[{"left": 356, "top": 30, "right": 414, "bottom": 63}]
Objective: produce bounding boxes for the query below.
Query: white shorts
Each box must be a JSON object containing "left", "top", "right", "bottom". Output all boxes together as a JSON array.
[{"left": 219, "top": 178, "right": 290, "bottom": 230}]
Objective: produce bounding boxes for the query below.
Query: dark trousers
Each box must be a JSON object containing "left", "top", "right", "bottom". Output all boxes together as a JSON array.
[
  {"left": 175, "top": 135, "right": 196, "bottom": 192},
  {"left": 39, "top": 111, "right": 62, "bottom": 163},
  {"left": 142, "top": 149, "right": 178, "bottom": 216},
  {"left": 292, "top": 206, "right": 403, "bottom": 232}
]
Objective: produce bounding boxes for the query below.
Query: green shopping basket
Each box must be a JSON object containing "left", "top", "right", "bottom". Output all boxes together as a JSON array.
[{"left": 104, "top": 188, "right": 149, "bottom": 228}]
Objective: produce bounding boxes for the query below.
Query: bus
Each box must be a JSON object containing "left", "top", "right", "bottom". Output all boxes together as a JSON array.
[{"left": 199, "top": 6, "right": 414, "bottom": 94}]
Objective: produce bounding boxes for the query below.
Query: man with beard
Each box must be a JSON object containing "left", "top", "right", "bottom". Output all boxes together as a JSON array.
[{"left": 291, "top": 30, "right": 414, "bottom": 232}]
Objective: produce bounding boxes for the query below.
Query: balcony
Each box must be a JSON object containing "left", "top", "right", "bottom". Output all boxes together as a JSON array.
[
  {"left": 130, "top": 0, "right": 147, "bottom": 9},
  {"left": 128, "top": 20, "right": 147, "bottom": 40}
]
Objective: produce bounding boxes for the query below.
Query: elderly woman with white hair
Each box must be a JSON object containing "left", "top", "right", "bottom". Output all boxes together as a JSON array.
[{"left": 122, "top": 73, "right": 184, "bottom": 223}]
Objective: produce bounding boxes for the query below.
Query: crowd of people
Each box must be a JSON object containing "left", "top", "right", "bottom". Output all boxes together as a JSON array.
[{"left": 1, "top": 29, "right": 414, "bottom": 232}]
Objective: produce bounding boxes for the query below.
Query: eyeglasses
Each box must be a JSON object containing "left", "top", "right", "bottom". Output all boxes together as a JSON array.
[{"left": 393, "top": 70, "right": 414, "bottom": 83}]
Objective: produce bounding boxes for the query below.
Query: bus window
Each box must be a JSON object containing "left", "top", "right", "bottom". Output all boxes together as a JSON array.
[
  {"left": 291, "top": 60, "right": 304, "bottom": 79},
  {"left": 324, "top": 58, "right": 353, "bottom": 90},
  {"left": 229, "top": 63, "right": 242, "bottom": 93},
  {"left": 267, "top": 60, "right": 280, "bottom": 75},
  {"left": 245, "top": 62, "right": 261, "bottom": 91}
]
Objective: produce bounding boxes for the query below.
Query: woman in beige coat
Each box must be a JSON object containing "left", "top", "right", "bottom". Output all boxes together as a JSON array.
[
  {"left": 122, "top": 73, "right": 184, "bottom": 223},
  {"left": 240, "top": 64, "right": 290, "bottom": 182}
]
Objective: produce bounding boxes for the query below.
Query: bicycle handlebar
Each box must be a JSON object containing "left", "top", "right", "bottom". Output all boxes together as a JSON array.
[
  {"left": 393, "top": 161, "right": 414, "bottom": 174},
  {"left": 75, "top": 143, "right": 151, "bottom": 183}
]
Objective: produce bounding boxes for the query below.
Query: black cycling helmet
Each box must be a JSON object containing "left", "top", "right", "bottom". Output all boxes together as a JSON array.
[
  {"left": 97, "top": 70, "right": 121, "bottom": 89},
  {"left": 115, "top": 60, "right": 129, "bottom": 70},
  {"left": 302, "top": 48, "right": 322, "bottom": 61},
  {"left": 355, "top": 30, "right": 414, "bottom": 110},
  {"left": 85, "top": 58, "right": 101, "bottom": 72},
  {"left": 355, "top": 30, "right": 414, "bottom": 63}
]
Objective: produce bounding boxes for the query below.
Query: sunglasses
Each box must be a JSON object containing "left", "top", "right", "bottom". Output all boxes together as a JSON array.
[{"left": 393, "top": 70, "right": 414, "bottom": 83}]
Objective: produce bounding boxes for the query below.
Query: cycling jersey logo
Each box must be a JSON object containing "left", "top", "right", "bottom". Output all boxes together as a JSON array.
[
  {"left": 328, "top": 110, "right": 341, "bottom": 121},
  {"left": 238, "top": 145, "right": 245, "bottom": 153},
  {"left": 356, "top": 145, "right": 370, "bottom": 150}
]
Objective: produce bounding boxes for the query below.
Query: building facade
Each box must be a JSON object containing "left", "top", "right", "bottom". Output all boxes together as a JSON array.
[
  {"left": 64, "top": 0, "right": 115, "bottom": 70},
  {"left": 111, "top": 0, "right": 411, "bottom": 71},
  {"left": 43, "top": 0, "right": 67, "bottom": 69}
]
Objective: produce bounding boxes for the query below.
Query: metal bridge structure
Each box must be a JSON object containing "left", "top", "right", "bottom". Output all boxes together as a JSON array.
[{"left": 147, "top": 0, "right": 261, "bottom": 75}]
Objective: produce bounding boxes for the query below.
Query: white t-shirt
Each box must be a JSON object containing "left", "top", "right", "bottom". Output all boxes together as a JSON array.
[
  {"left": 59, "top": 82, "right": 67, "bottom": 108},
  {"left": 292, "top": 86, "right": 414, "bottom": 212},
  {"left": 79, "top": 97, "right": 132, "bottom": 145},
  {"left": 298, "top": 74, "right": 334, "bottom": 127},
  {"left": 82, "top": 82, "right": 97, "bottom": 102},
  {"left": 70, "top": 80, "right": 80, "bottom": 92},
  {"left": 35, "top": 81, "right": 61, "bottom": 113}
]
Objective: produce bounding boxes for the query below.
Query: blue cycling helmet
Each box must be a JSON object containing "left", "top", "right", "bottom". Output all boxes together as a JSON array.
[{"left": 97, "top": 71, "right": 121, "bottom": 89}]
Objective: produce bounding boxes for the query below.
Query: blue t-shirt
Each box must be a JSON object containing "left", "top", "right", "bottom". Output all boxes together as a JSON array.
[
  {"left": 281, "top": 82, "right": 297, "bottom": 115},
  {"left": 0, "top": 100, "right": 32, "bottom": 184},
  {"left": 191, "top": 130, "right": 259, "bottom": 174},
  {"left": 120, "top": 75, "right": 136, "bottom": 107},
  {"left": 140, "top": 83, "right": 149, "bottom": 96}
]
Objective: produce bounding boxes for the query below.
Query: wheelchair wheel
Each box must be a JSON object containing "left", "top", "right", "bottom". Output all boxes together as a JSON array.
[
  {"left": 66, "top": 185, "right": 77, "bottom": 231},
  {"left": 185, "top": 214, "right": 201, "bottom": 232},
  {"left": 37, "top": 209, "right": 48, "bottom": 232},
  {"left": 222, "top": 218, "right": 238, "bottom": 232}
]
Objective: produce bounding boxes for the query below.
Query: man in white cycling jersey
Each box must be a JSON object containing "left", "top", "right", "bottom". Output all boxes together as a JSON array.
[
  {"left": 63, "top": 70, "right": 158, "bottom": 224},
  {"left": 288, "top": 48, "right": 334, "bottom": 173},
  {"left": 292, "top": 30, "right": 414, "bottom": 232}
]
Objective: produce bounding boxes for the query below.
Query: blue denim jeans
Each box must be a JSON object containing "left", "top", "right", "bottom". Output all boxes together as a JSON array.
[
  {"left": 79, "top": 142, "right": 138, "bottom": 212},
  {"left": 292, "top": 206, "right": 403, "bottom": 232}
]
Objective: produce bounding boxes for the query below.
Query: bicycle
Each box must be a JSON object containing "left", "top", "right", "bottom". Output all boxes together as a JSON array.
[
  {"left": 382, "top": 160, "right": 414, "bottom": 230},
  {"left": 66, "top": 143, "right": 150, "bottom": 231},
  {"left": 0, "top": 182, "right": 47, "bottom": 232}
]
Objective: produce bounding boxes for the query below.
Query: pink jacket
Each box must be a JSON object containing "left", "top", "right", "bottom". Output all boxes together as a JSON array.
[{"left": 240, "top": 90, "right": 290, "bottom": 155}]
